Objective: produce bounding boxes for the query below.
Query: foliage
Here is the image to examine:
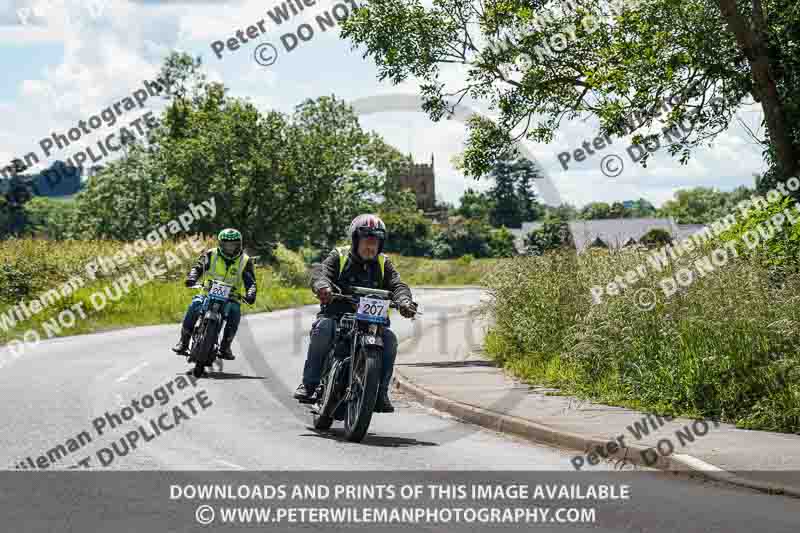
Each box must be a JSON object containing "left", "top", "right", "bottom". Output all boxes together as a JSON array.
[
  {"left": 639, "top": 228, "right": 673, "bottom": 248},
  {"left": 718, "top": 195, "right": 800, "bottom": 273},
  {"left": 484, "top": 249, "right": 800, "bottom": 433},
  {"left": 432, "top": 216, "right": 493, "bottom": 258},
  {"left": 271, "top": 243, "right": 311, "bottom": 287},
  {"left": 486, "top": 155, "right": 542, "bottom": 228},
  {"left": 488, "top": 226, "right": 517, "bottom": 257},
  {"left": 341, "top": 0, "right": 799, "bottom": 183},
  {"left": 657, "top": 183, "right": 755, "bottom": 224},
  {"left": 524, "top": 214, "right": 573, "bottom": 255},
  {"left": 456, "top": 188, "right": 494, "bottom": 220},
  {"left": 45, "top": 52, "right": 401, "bottom": 255}
]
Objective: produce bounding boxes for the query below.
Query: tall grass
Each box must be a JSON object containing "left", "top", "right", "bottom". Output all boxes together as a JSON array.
[
  {"left": 0, "top": 237, "right": 315, "bottom": 345},
  {"left": 484, "top": 246, "right": 800, "bottom": 433},
  {"left": 389, "top": 255, "right": 504, "bottom": 286}
]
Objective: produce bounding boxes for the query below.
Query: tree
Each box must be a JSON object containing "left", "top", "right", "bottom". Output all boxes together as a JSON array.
[
  {"left": 380, "top": 189, "right": 434, "bottom": 256},
  {"left": 579, "top": 202, "right": 612, "bottom": 220},
  {"left": 457, "top": 188, "right": 494, "bottom": 219},
  {"left": 524, "top": 212, "right": 573, "bottom": 255},
  {"left": 486, "top": 154, "right": 542, "bottom": 228},
  {"left": 341, "top": 1, "right": 799, "bottom": 185},
  {"left": 514, "top": 158, "right": 543, "bottom": 222},
  {"left": 488, "top": 226, "right": 517, "bottom": 257},
  {"left": 656, "top": 184, "right": 755, "bottom": 224},
  {"left": 488, "top": 156, "right": 521, "bottom": 227},
  {"left": 432, "top": 216, "right": 493, "bottom": 258},
  {"left": 68, "top": 52, "right": 400, "bottom": 254},
  {"left": 640, "top": 228, "right": 673, "bottom": 248}
]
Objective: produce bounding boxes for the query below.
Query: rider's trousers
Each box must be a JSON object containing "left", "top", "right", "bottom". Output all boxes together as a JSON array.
[
  {"left": 182, "top": 294, "right": 241, "bottom": 341},
  {"left": 302, "top": 316, "right": 398, "bottom": 392}
]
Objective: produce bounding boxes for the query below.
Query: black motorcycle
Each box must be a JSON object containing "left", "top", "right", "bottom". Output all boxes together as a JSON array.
[
  {"left": 184, "top": 280, "right": 242, "bottom": 378},
  {"left": 310, "top": 286, "right": 419, "bottom": 442}
]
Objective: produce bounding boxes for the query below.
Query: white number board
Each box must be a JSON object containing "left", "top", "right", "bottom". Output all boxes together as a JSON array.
[{"left": 356, "top": 297, "right": 388, "bottom": 322}]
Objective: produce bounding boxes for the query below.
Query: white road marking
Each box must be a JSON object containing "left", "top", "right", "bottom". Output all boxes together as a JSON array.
[
  {"left": 214, "top": 459, "right": 244, "bottom": 470},
  {"left": 116, "top": 362, "right": 149, "bottom": 383}
]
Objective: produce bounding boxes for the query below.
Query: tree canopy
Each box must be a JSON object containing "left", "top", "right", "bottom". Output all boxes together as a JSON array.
[{"left": 342, "top": 0, "right": 799, "bottom": 183}]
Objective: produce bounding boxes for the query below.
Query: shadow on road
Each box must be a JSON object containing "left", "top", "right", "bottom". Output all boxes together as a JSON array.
[
  {"left": 177, "top": 371, "right": 268, "bottom": 380},
  {"left": 301, "top": 428, "right": 439, "bottom": 448}
]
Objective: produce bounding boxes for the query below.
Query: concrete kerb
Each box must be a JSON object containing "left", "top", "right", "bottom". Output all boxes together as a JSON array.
[{"left": 391, "top": 319, "right": 800, "bottom": 499}]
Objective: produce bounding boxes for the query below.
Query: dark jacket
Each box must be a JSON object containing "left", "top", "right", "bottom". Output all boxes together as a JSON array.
[
  {"left": 311, "top": 248, "right": 412, "bottom": 317},
  {"left": 187, "top": 249, "right": 256, "bottom": 302}
]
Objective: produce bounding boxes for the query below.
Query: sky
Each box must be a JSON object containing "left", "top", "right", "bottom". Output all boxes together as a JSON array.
[{"left": 0, "top": 0, "right": 770, "bottom": 209}]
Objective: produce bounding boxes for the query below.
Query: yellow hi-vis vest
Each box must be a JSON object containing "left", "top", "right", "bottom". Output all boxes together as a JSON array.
[
  {"left": 337, "top": 247, "right": 385, "bottom": 284},
  {"left": 205, "top": 249, "right": 249, "bottom": 298}
]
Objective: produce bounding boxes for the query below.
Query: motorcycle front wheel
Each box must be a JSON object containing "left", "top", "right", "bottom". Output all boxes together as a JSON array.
[
  {"left": 191, "top": 319, "right": 219, "bottom": 377},
  {"left": 343, "top": 346, "right": 382, "bottom": 442}
]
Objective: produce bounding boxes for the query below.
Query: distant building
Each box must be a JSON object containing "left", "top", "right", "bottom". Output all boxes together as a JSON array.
[
  {"left": 390, "top": 154, "right": 436, "bottom": 210},
  {"left": 509, "top": 217, "right": 702, "bottom": 254}
]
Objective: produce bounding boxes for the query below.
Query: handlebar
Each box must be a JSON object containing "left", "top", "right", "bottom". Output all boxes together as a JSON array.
[
  {"left": 186, "top": 283, "right": 253, "bottom": 305},
  {"left": 326, "top": 290, "right": 422, "bottom": 316}
]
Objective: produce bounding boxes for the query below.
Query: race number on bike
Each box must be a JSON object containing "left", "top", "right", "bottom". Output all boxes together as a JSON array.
[
  {"left": 208, "top": 281, "right": 232, "bottom": 299},
  {"left": 356, "top": 297, "right": 388, "bottom": 323}
]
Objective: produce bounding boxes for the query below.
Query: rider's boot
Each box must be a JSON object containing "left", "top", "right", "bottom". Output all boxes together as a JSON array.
[
  {"left": 293, "top": 383, "right": 316, "bottom": 403},
  {"left": 218, "top": 333, "right": 236, "bottom": 360},
  {"left": 373, "top": 387, "right": 395, "bottom": 413},
  {"left": 172, "top": 328, "right": 191, "bottom": 355}
]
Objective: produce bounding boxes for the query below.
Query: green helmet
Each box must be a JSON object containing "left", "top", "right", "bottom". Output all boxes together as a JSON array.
[{"left": 217, "top": 228, "right": 243, "bottom": 260}]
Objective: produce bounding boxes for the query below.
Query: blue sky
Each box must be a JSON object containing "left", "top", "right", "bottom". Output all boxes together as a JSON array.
[{"left": 0, "top": 0, "right": 769, "bottom": 208}]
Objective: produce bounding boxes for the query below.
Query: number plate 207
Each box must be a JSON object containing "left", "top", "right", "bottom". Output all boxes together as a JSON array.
[{"left": 356, "top": 297, "right": 388, "bottom": 323}]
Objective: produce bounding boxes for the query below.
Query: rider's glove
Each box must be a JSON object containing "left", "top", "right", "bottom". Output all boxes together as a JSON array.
[
  {"left": 317, "top": 286, "right": 333, "bottom": 305},
  {"left": 398, "top": 299, "right": 417, "bottom": 318},
  {"left": 244, "top": 286, "right": 256, "bottom": 305}
]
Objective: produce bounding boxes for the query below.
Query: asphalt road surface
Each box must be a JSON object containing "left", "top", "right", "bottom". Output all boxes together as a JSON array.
[{"left": 0, "top": 288, "right": 797, "bottom": 532}]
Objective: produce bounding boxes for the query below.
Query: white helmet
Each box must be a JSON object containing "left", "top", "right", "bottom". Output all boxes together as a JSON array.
[{"left": 348, "top": 214, "right": 387, "bottom": 256}]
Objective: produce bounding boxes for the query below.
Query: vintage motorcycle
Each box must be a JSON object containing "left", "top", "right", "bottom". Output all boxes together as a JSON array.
[
  {"left": 309, "top": 286, "right": 419, "bottom": 442},
  {"left": 184, "top": 280, "right": 241, "bottom": 378}
]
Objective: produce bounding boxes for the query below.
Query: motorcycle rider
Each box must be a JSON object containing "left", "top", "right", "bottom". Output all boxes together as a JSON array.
[
  {"left": 293, "top": 214, "right": 417, "bottom": 413},
  {"left": 172, "top": 228, "right": 257, "bottom": 360}
]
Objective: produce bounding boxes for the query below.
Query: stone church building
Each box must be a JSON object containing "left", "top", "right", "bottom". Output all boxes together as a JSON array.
[{"left": 391, "top": 154, "right": 436, "bottom": 210}]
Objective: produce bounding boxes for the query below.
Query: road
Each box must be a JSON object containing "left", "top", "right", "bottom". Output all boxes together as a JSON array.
[{"left": 0, "top": 288, "right": 797, "bottom": 532}]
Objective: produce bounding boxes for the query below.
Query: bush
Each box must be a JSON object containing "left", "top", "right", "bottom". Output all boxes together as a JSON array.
[
  {"left": 457, "top": 254, "right": 474, "bottom": 266},
  {"left": 488, "top": 226, "right": 517, "bottom": 257},
  {"left": 484, "top": 247, "right": 800, "bottom": 433},
  {"left": 432, "top": 218, "right": 493, "bottom": 258},
  {"left": 639, "top": 228, "right": 673, "bottom": 248},
  {"left": 524, "top": 216, "right": 572, "bottom": 255},
  {"left": 718, "top": 196, "right": 800, "bottom": 272},
  {"left": 272, "top": 243, "right": 310, "bottom": 287}
]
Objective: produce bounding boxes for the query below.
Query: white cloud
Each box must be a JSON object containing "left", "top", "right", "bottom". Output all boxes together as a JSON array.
[{"left": 0, "top": 0, "right": 769, "bottom": 211}]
